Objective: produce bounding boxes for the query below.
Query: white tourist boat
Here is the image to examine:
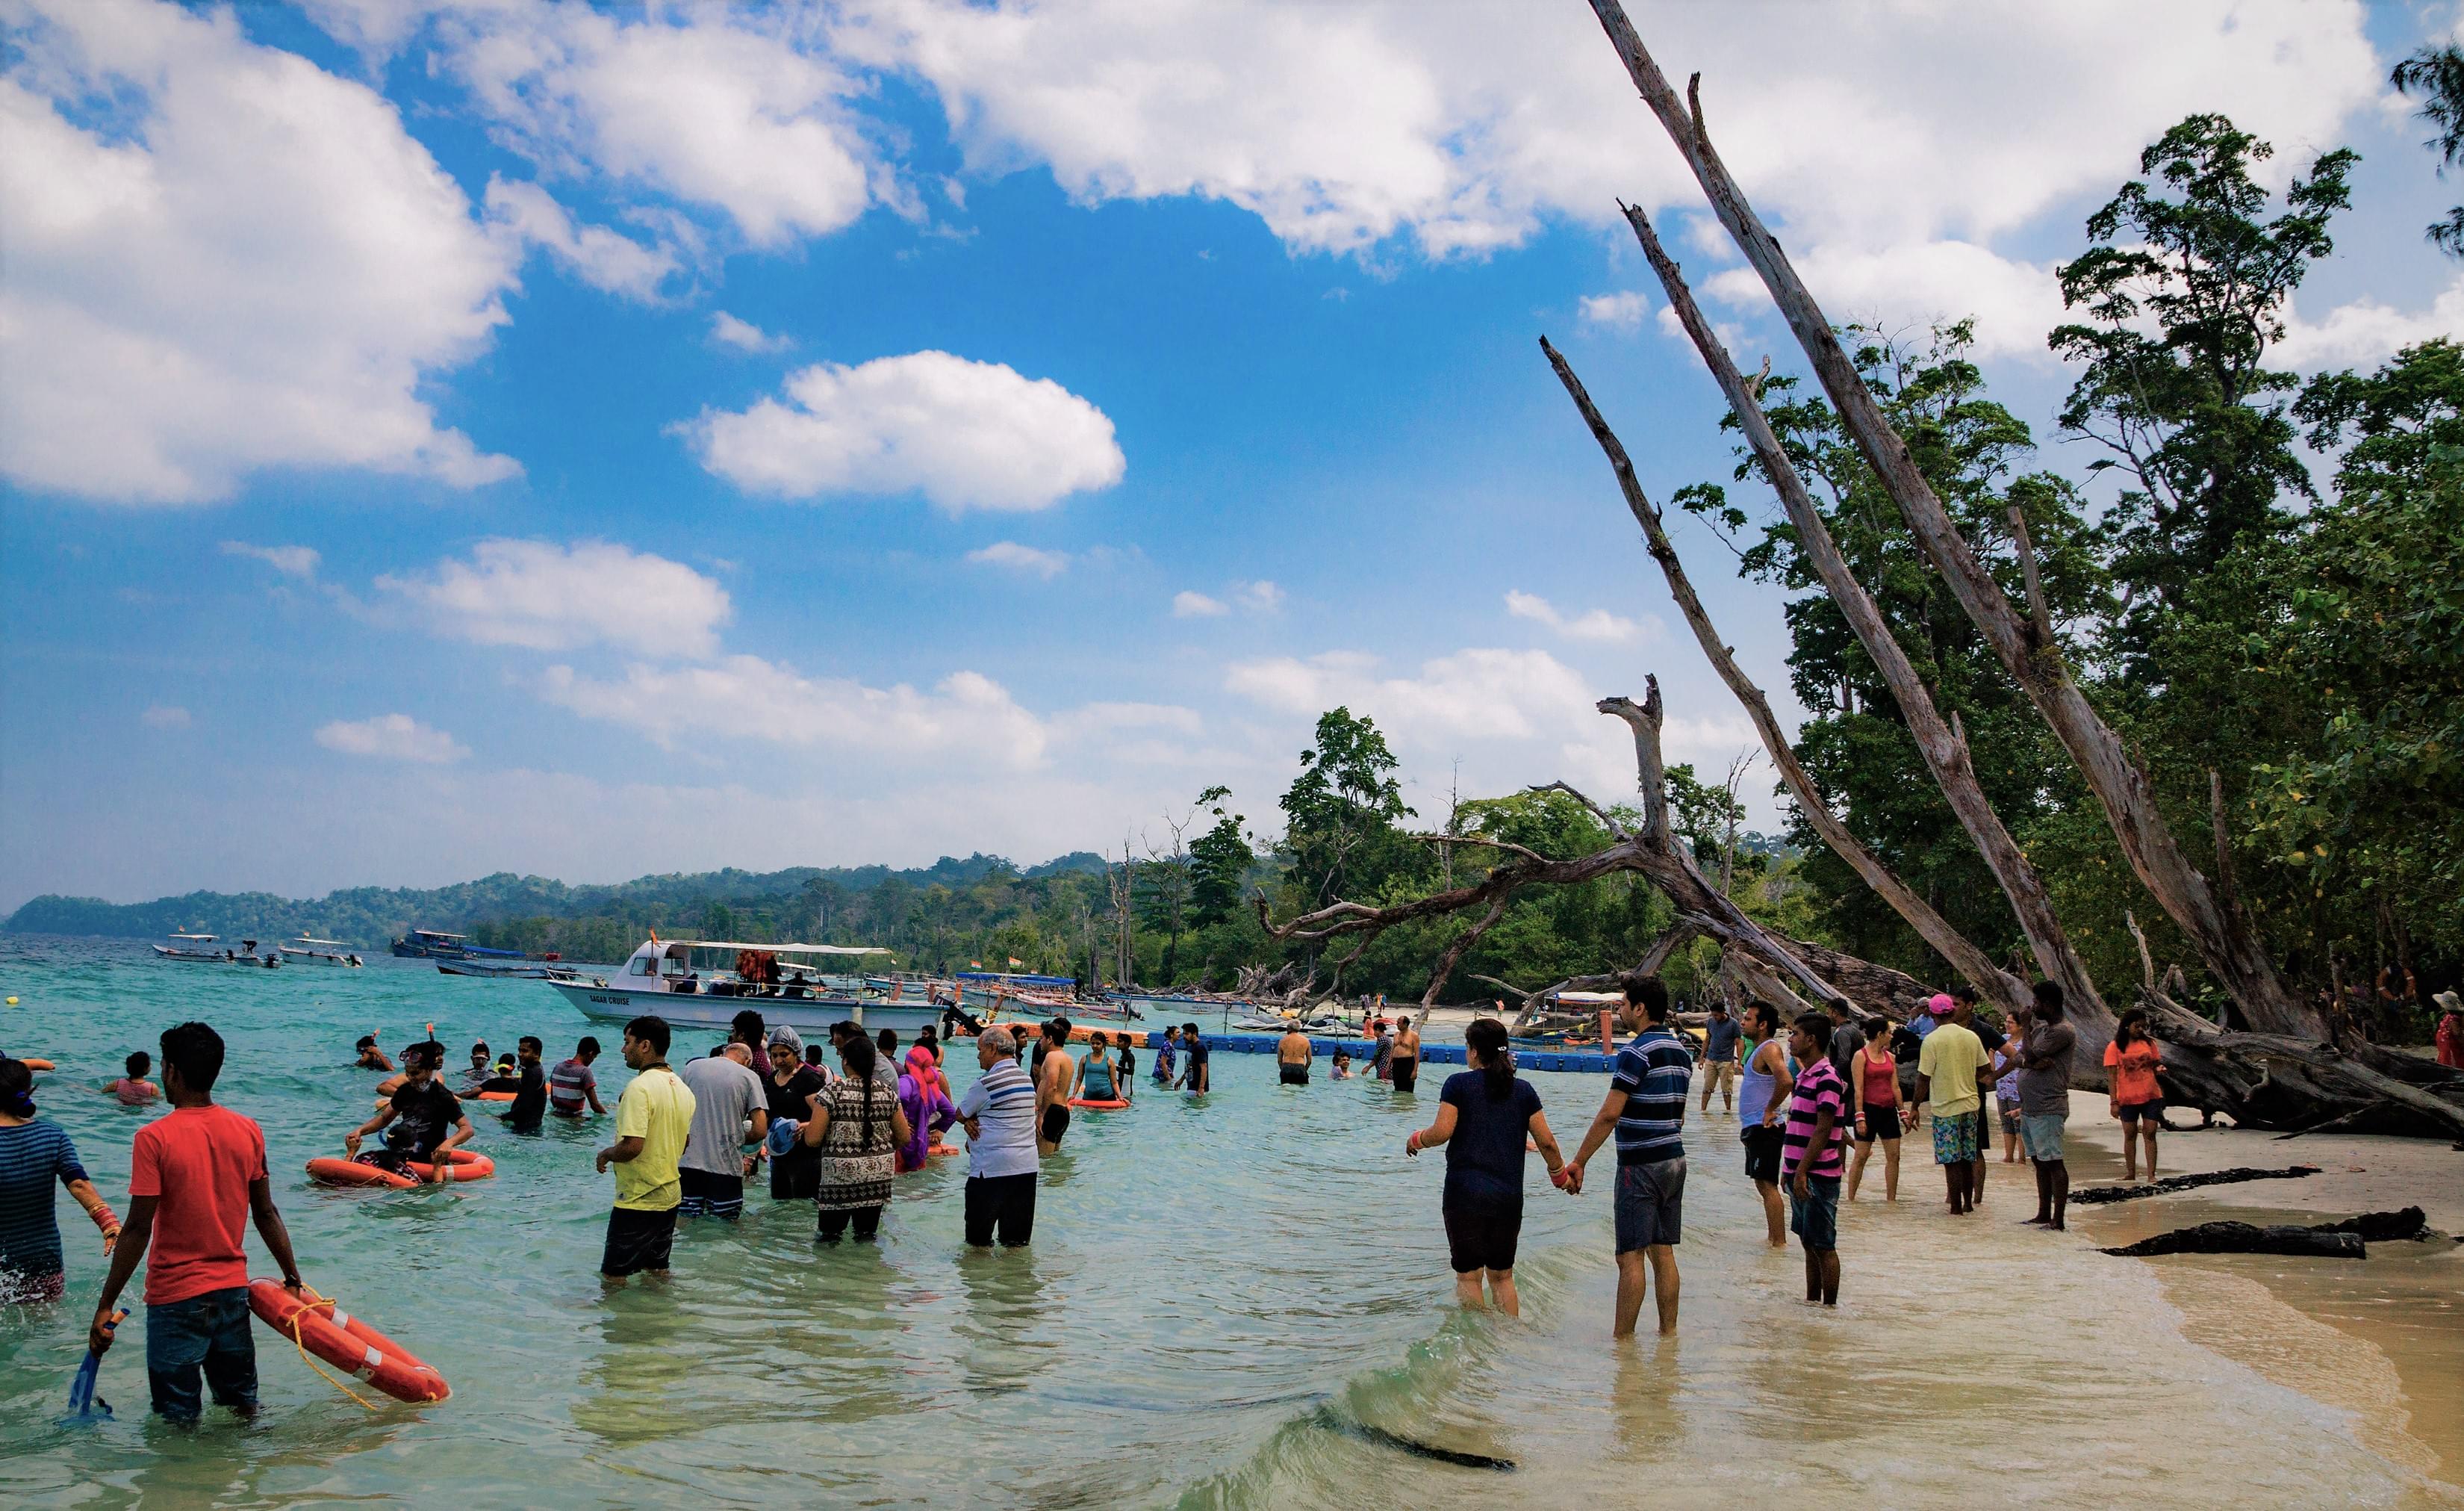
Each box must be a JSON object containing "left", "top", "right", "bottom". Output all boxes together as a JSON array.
[
  {"left": 277, "top": 934, "right": 364, "bottom": 967},
  {"left": 544, "top": 937, "right": 942, "bottom": 1034}
]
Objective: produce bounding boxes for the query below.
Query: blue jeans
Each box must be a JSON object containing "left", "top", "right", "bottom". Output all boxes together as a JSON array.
[{"left": 147, "top": 1287, "right": 258, "bottom": 1421}]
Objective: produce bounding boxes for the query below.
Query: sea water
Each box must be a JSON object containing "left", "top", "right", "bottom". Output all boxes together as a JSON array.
[{"left": 0, "top": 937, "right": 2445, "bottom": 1508}]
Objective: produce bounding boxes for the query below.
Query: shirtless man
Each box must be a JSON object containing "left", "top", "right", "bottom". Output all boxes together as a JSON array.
[
  {"left": 1390, "top": 1012, "right": 1422, "bottom": 1093},
  {"left": 1277, "top": 1027, "right": 1313, "bottom": 1086},
  {"left": 1034, "top": 1019, "right": 1075, "bottom": 1155}
]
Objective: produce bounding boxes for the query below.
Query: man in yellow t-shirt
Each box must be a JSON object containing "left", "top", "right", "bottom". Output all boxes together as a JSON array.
[
  {"left": 1914, "top": 1000, "right": 1988, "bottom": 1215},
  {"left": 594, "top": 1016, "right": 696, "bottom": 1285}
]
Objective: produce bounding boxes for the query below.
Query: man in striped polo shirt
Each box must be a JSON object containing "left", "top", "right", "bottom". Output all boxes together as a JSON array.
[
  {"left": 1568, "top": 973, "right": 1691, "bottom": 1337},
  {"left": 956, "top": 1027, "right": 1040, "bottom": 1247},
  {"left": 1780, "top": 1012, "right": 1849, "bottom": 1306}
]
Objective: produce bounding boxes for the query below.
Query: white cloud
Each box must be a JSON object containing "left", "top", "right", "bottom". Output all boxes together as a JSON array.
[
  {"left": 0, "top": 0, "right": 521, "bottom": 504},
  {"left": 2276, "top": 274, "right": 2464, "bottom": 373},
  {"left": 709, "top": 310, "right": 791, "bottom": 353},
  {"left": 220, "top": 542, "right": 322, "bottom": 579},
  {"left": 1233, "top": 580, "right": 1284, "bottom": 612},
  {"left": 314, "top": 713, "right": 470, "bottom": 763},
  {"left": 538, "top": 655, "right": 1051, "bottom": 764},
  {"left": 140, "top": 704, "right": 191, "bottom": 729},
  {"left": 841, "top": 0, "right": 2380, "bottom": 265},
  {"left": 482, "top": 176, "right": 676, "bottom": 300},
  {"left": 1578, "top": 291, "right": 1650, "bottom": 330},
  {"left": 415, "top": 1, "right": 878, "bottom": 249},
  {"left": 1505, "top": 589, "right": 1648, "bottom": 644},
  {"left": 1705, "top": 241, "right": 2069, "bottom": 362},
  {"left": 377, "top": 539, "right": 732, "bottom": 658},
  {"left": 966, "top": 541, "right": 1068, "bottom": 579},
  {"left": 685, "top": 350, "right": 1125, "bottom": 511},
  {"left": 1172, "top": 590, "right": 1228, "bottom": 618}
]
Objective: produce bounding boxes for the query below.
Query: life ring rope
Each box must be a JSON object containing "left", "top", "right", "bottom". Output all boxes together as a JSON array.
[{"left": 271, "top": 1286, "right": 380, "bottom": 1411}]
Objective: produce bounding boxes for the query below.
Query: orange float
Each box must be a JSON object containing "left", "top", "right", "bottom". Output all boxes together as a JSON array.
[
  {"left": 306, "top": 1149, "right": 495, "bottom": 1188},
  {"left": 475, "top": 1090, "right": 516, "bottom": 1102},
  {"left": 249, "top": 1279, "right": 449, "bottom": 1403},
  {"left": 1067, "top": 1097, "right": 1129, "bottom": 1110}
]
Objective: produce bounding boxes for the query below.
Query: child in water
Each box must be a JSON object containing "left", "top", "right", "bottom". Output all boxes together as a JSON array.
[
  {"left": 1332, "top": 1049, "right": 1354, "bottom": 1081},
  {"left": 101, "top": 1051, "right": 160, "bottom": 1105},
  {"left": 354, "top": 1035, "right": 394, "bottom": 1071}
]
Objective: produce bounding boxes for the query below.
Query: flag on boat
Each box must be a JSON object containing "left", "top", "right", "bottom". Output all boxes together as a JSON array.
[{"left": 1007, "top": 956, "right": 1024, "bottom": 967}]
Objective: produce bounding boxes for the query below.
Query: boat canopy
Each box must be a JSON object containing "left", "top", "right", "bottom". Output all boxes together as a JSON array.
[
  {"left": 957, "top": 969, "right": 1076, "bottom": 989},
  {"left": 409, "top": 929, "right": 467, "bottom": 940},
  {"left": 171, "top": 933, "right": 217, "bottom": 941},
  {"left": 665, "top": 940, "right": 894, "bottom": 955}
]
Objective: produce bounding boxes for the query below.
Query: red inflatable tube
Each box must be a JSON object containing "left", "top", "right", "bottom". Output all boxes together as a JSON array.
[
  {"left": 249, "top": 1279, "right": 449, "bottom": 1403},
  {"left": 1067, "top": 1097, "right": 1129, "bottom": 1110},
  {"left": 306, "top": 1149, "right": 495, "bottom": 1188}
]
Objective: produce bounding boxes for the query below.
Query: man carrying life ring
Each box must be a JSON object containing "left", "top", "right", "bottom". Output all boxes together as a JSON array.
[{"left": 343, "top": 1043, "right": 474, "bottom": 1184}]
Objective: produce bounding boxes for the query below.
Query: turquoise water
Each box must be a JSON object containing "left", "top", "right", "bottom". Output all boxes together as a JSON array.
[{"left": 0, "top": 937, "right": 2446, "bottom": 1508}]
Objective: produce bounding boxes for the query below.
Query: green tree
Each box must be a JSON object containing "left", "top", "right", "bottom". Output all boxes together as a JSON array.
[
  {"left": 2392, "top": 42, "right": 2464, "bottom": 256},
  {"left": 1187, "top": 786, "right": 1257, "bottom": 928},
  {"left": 1278, "top": 709, "right": 1416, "bottom": 910}
]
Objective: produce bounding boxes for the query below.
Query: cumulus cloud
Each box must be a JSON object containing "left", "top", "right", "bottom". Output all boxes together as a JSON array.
[
  {"left": 411, "top": 1, "right": 879, "bottom": 249},
  {"left": 315, "top": 712, "right": 470, "bottom": 763},
  {"left": 966, "top": 541, "right": 1068, "bottom": 578},
  {"left": 0, "top": 0, "right": 521, "bottom": 504},
  {"left": 2276, "top": 274, "right": 2464, "bottom": 373},
  {"left": 1505, "top": 589, "right": 1648, "bottom": 643},
  {"left": 709, "top": 310, "right": 792, "bottom": 353},
  {"left": 140, "top": 704, "right": 191, "bottom": 729},
  {"left": 685, "top": 350, "right": 1125, "bottom": 511},
  {"left": 482, "top": 176, "right": 676, "bottom": 300},
  {"left": 377, "top": 539, "right": 732, "bottom": 659},
  {"left": 539, "top": 655, "right": 1051, "bottom": 764},
  {"left": 1233, "top": 580, "right": 1284, "bottom": 612},
  {"left": 1578, "top": 291, "right": 1650, "bottom": 330},
  {"left": 1172, "top": 590, "right": 1228, "bottom": 618},
  {"left": 1704, "top": 241, "right": 2069, "bottom": 362},
  {"left": 220, "top": 542, "right": 322, "bottom": 579}
]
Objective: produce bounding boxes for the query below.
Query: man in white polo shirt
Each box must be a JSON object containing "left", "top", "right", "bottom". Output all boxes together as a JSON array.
[{"left": 956, "top": 1027, "right": 1039, "bottom": 1247}]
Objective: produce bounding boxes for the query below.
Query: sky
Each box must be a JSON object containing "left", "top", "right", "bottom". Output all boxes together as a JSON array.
[{"left": 3, "top": 0, "right": 2462, "bottom": 913}]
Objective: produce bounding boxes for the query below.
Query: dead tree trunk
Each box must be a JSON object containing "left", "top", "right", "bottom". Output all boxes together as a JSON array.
[
  {"left": 1546, "top": 332, "right": 2053, "bottom": 1020},
  {"left": 1581, "top": 0, "right": 2316, "bottom": 1040}
]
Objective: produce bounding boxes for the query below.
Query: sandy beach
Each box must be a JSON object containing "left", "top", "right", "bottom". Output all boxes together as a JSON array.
[{"left": 2053, "top": 1095, "right": 2464, "bottom": 1492}]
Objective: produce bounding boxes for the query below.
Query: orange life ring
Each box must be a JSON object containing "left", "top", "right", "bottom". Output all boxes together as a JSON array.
[
  {"left": 475, "top": 1090, "right": 516, "bottom": 1102},
  {"left": 1067, "top": 1097, "right": 1129, "bottom": 1110},
  {"left": 249, "top": 1279, "right": 449, "bottom": 1403},
  {"left": 928, "top": 1140, "right": 960, "bottom": 1156},
  {"left": 306, "top": 1149, "right": 495, "bottom": 1188}
]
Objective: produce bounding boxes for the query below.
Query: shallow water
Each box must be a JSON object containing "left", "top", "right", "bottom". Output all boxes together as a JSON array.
[{"left": 0, "top": 937, "right": 2448, "bottom": 1508}]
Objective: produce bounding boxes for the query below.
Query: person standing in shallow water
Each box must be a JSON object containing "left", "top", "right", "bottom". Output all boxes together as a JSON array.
[
  {"left": 596, "top": 1017, "right": 694, "bottom": 1285},
  {"left": 1177, "top": 1023, "right": 1210, "bottom": 1093},
  {"left": 1697, "top": 1002, "right": 1740, "bottom": 1114},
  {"left": 2105, "top": 1008, "right": 2165, "bottom": 1183},
  {"left": 1391, "top": 1012, "right": 1421, "bottom": 1093},
  {"left": 1915, "top": 996, "right": 1989, "bottom": 1214},
  {"left": 2015, "top": 981, "right": 2077, "bottom": 1229},
  {"left": 1277, "top": 1026, "right": 1313, "bottom": 1086},
  {"left": 0, "top": 1058, "right": 121, "bottom": 1304},
  {"left": 956, "top": 1027, "right": 1038, "bottom": 1247},
  {"left": 1780, "top": 1013, "right": 1849, "bottom": 1306},
  {"left": 1567, "top": 973, "right": 1691, "bottom": 1338},
  {"left": 1737, "top": 1002, "right": 1793, "bottom": 1247},
  {"left": 1405, "top": 1017, "right": 1569, "bottom": 1316}
]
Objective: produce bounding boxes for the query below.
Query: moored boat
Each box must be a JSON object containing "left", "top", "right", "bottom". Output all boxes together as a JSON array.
[
  {"left": 278, "top": 934, "right": 364, "bottom": 967},
  {"left": 390, "top": 928, "right": 525, "bottom": 961},
  {"left": 545, "top": 937, "right": 927, "bottom": 1033}
]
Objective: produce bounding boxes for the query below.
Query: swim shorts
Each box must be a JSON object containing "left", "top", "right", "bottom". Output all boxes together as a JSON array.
[
  {"left": 1614, "top": 1156, "right": 1685, "bottom": 1251},
  {"left": 1789, "top": 1173, "right": 1841, "bottom": 1251},
  {"left": 2020, "top": 1112, "right": 2067, "bottom": 1161},
  {"left": 1443, "top": 1196, "right": 1523, "bottom": 1273},
  {"left": 1279, "top": 1065, "right": 1309, "bottom": 1085},
  {"left": 1040, "top": 1103, "right": 1070, "bottom": 1146},
  {"left": 602, "top": 1206, "right": 678, "bottom": 1276},
  {"left": 1740, "top": 1123, "right": 1784, "bottom": 1184},
  {"left": 1931, "top": 1111, "right": 1981, "bottom": 1166},
  {"left": 1390, "top": 1058, "right": 1417, "bottom": 1093}
]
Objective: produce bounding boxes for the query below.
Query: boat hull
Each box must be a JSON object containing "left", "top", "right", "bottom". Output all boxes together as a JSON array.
[{"left": 546, "top": 981, "right": 945, "bottom": 1034}]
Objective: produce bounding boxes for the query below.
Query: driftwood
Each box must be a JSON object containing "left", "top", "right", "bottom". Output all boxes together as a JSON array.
[
  {"left": 2100, "top": 1207, "right": 2431, "bottom": 1259},
  {"left": 1260, "top": 680, "right": 1848, "bottom": 1007},
  {"left": 2071, "top": 1165, "right": 2320, "bottom": 1206},
  {"left": 1582, "top": 1, "right": 2313, "bottom": 1042}
]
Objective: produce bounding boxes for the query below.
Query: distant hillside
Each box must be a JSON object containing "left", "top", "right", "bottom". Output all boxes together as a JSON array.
[{"left": 4, "top": 851, "right": 1110, "bottom": 949}]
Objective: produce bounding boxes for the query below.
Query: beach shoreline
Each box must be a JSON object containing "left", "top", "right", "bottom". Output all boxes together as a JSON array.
[{"left": 2055, "top": 1097, "right": 2464, "bottom": 1495}]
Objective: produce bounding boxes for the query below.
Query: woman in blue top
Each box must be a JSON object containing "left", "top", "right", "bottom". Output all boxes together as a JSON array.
[
  {"left": 0, "top": 1058, "right": 120, "bottom": 1304},
  {"left": 1074, "top": 1033, "right": 1121, "bottom": 1102},
  {"left": 1404, "top": 1019, "right": 1569, "bottom": 1317}
]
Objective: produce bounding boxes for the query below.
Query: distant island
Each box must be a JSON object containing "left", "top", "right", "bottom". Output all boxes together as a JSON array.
[{"left": 4, "top": 851, "right": 1110, "bottom": 963}]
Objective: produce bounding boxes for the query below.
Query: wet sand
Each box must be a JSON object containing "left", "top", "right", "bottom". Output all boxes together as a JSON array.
[{"left": 2058, "top": 1097, "right": 2464, "bottom": 1492}]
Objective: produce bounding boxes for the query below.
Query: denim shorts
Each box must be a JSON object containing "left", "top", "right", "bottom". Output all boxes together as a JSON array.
[
  {"left": 1614, "top": 1156, "right": 1685, "bottom": 1252},
  {"left": 2020, "top": 1112, "right": 2068, "bottom": 1161},
  {"left": 146, "top": 1285, "right": 258, "bottom": 1421},
  {"left": 1790, "top": 1173, "right": 1841, "bottom": 1251}
]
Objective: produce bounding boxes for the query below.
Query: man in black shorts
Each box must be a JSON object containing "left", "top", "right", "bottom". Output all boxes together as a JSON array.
[
  {"left": 1177, "top": 1023, "right": 1210, "bottom": 1093},
  {"left": 1391, "top": 1013, "right": 1421, "bottom": 1093},
  {"left": 1277, "top": 1027, "right": 1312, "bottom": 1085},
  {"left": 1036, "top": 1019, "right": 1074, "bottom": 1153}
]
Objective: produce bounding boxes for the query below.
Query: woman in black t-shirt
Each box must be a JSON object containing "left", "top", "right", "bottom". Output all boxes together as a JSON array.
[
  {"left": 1404, "top": 1018, "right": 1569, "bottom": 1316},
  {"left": 764, "top": 1027, "right": 826, "bottom": 1200}
]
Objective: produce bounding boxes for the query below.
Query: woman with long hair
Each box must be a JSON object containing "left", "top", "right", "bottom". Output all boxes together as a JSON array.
[
  {"left": 2103, "top": 1009, "right": 2165, "bottom": 1183},
  {"left": 1845, "top": 1018, "right": 1900, "bottom": 1202},
  {"left": 0, "top": 1058, "right": 119, "bottom": 1303},
  {"left": 1404, "top": 1018, "right": 1568, "bottom": 1316},
  {"left": 802, "top": 1036, "right": 912, "bottom": 1242}
]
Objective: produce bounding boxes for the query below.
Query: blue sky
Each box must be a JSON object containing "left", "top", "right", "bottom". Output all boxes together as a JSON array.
[{"left": 4, "top": 0, "right": 2461, "bottom": 911}]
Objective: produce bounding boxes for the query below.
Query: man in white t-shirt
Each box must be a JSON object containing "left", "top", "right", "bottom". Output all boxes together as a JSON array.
[
  {"left": 676, "top": 1043, "right": 767, "bottom": 1222},
  {"left": 956, "top": 1028, "right": 1039, "bottom": 1247}
]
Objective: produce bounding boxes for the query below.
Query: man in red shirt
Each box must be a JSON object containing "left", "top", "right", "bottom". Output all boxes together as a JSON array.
[{"left": 88, "top": 1022, "right": 305, "bottom": 1421}]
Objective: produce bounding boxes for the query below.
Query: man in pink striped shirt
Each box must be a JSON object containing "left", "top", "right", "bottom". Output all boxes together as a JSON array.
[{"left": 1779, "top": 1012, "right": 1848, "bottom": 1306}]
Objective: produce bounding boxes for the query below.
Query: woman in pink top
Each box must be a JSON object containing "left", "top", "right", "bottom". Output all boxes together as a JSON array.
[
  {"left": 101, "top": 1051, "right": 161, "bottom": 1106},
  {"left": 1845, "top": 1020, "right": 1899, "bottom": 1203}
]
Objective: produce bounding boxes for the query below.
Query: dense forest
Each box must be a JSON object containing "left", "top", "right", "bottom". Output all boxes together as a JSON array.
[{"left": 14, "top": 53, "right": 2464, "bottom": 1044}]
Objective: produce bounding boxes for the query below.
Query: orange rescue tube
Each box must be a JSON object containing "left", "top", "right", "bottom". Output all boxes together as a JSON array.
[
  {"left": 1067, "top": 1097, "right": 1129, "bottom": 1110},
  {"left": 475, "top": 1090, "right": 516, "bottom": 1102},
  {"left": 249, "top": 1279, "right": 449, "bottom": 1403},
  {"left": 306, "top": 1149, "right": 495, "bottom": 1188}
]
